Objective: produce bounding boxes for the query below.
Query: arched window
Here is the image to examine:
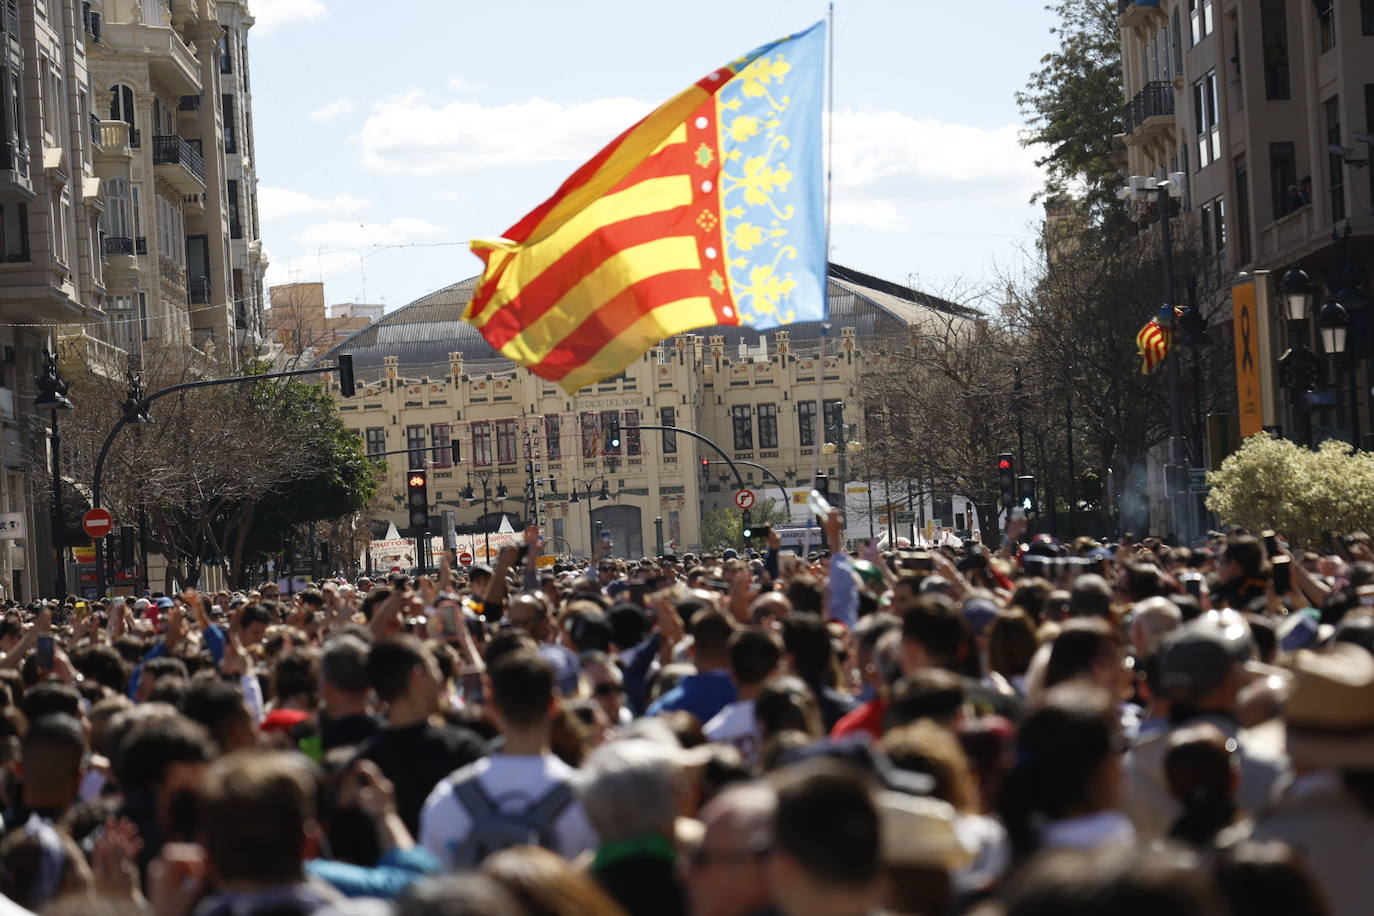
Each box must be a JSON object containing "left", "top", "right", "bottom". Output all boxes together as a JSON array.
[{"left": 108, "top": 85, "right": 134, "bottom": 126}]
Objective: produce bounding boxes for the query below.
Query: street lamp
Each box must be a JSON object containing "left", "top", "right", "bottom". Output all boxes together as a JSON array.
[
  {"left": 463, "top": 470, "right": 504, "bottom": 560},
  {"left": 1279, "top": 265, "right": 1316, "bottom": 321},
  {"left": 35, "top": 350, "right": 73, "bottom": 598},
  {"left": 1319, "top": 298, "right": 1350, "bottom": 356},
  {"left": 569, "top": 477, "right": 611, "bottom": 557}
]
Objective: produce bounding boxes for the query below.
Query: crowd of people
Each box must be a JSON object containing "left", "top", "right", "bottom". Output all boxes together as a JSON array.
[{"left": 0, "top": 508, "right": 1369, "bottom": 915}]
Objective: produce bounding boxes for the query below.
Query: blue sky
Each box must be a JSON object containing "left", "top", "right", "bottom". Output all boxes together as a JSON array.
[{"left": 249, "top": 0, "right": 1058, "bottom": 313}]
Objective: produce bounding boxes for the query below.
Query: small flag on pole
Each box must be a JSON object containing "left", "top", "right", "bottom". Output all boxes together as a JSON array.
[
  {"left": 1137, "top": 305, "right": 1184, "bottom": 374},
  {"left": 464, "top": 22, "right": 828, "bottom": 393}
]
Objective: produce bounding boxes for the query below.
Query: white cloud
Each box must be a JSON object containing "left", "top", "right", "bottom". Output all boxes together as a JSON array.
[
  {"left": 830, "top": 111, "right": 1043, "bottom": 189},
  {"left": 447, "top": 76, "right": 484, "bottom": 92},
  {"left": 830, "top": 198, "right": 906, "bottom": 232},
  {"left": 258, "top": 187, "right": 368, "bottom": 222},
  {"left": 310, "top": 99, "right": 355, "bottom": 121},
  {"left": 250, "top": 0, "right": 326, "bottom": 36},
  {"left": 359, "top": 96, "right": 653, "bottom": 174},
  {"left": 293, "top": 217, "right": 449, "bottom": 249}
]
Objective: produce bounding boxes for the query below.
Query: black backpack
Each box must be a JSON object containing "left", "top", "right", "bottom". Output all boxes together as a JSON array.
[{"left": 450, "top": 777, "right": 575, "bottom": 868}]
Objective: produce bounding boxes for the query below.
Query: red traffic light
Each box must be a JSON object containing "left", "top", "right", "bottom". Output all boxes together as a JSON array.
[
  {"left": 701, "top": 458, "right": 710, "bottom": 467},
  {"left": 998, "top": 459, "right": 1012, "bottom": 469}
]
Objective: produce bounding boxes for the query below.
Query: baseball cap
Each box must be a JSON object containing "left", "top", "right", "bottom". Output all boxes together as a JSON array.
[
  {"left": 1158, "top": 615, "right": 1253, "bottom": 700},
  {"left": 132, "top": 598, "right": 152, "bottom": 611},
  {"left": 722, "top": 549, "right": 738, "bottom": 560},
  {"left": 155, "top": 597, "right": 175, "bottom": 609}
]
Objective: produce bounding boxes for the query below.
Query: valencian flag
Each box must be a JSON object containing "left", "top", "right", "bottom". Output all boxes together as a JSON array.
[
  {"left": 1137, "top": 304, "right": 1183, "bottom": 374},
  {"left": 464, "top": 22, "right": 828, "bottom": 392}
]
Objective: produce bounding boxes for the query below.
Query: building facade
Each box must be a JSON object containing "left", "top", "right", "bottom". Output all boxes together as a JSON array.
[
  {"left": 266, "top": 281, "right": 382, "bottom": 359},
  {"left": 83, "top": 0, "right": 265, "bottom": 363},
  {"left": 325, "top": 265, "right": 976, "bottom": 560},
  {"left": 0, "top": 0, "right": 268, "bottom": 599},
  {"left": 1118, "top": 0, "right": 1374, "bottom": 456}
]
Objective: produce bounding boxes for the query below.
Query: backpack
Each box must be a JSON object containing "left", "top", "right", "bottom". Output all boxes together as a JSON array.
[{"left": 449, "top": 776, "right": 576, "bottom": 868}]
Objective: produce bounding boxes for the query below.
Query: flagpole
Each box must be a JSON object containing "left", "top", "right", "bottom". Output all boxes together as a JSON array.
[{"left": 803, "top": 2, "right": 836, "bottom": 562}]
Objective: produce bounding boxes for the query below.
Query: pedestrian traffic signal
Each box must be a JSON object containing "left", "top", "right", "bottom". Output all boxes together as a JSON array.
[
  {"left": 406, "top": 470, "right": 429, "bottom": 530},
  {"left": 337, "top": 355, "right": 355, "bottom": 398},
  {"left": 997, "top": 453, "right": 1016, "bottom": 509},
  {"left": 1016, "top": 475, "right": 1037, "bottom": 513}
]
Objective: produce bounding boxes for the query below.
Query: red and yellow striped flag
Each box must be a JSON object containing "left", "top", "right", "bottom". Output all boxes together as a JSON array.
[
  {"left": 1137, "top": 319, "right": 1170, "bottom": 374},
  {"left": 464, "top": 23, "right": 827, "bottom": 393}
]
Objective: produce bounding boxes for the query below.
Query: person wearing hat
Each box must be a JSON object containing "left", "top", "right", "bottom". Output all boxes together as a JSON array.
[
  {"left": 1251, "top": 644, "right": 1374, "bottom": 916},
  {"left": 1122, "top": 614, "right": 1289, "bottom": 843}
]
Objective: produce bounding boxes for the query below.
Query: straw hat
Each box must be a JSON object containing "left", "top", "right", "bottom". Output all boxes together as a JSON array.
[{"left": 1284, "top": 644, "right": 1374, "bottom": 769}]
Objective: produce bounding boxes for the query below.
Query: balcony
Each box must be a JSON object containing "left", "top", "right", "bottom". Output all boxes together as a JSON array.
[
  {"left": 102, "top": 236, "right": 134, "bottom": 256},
  {"left": 81, "top": 2, "right": 101, "bottom": 42},
  {"left": 0, "top": 139, "right": 31, "bottom": 197},
  {"left": 1122, "top": 81, "right": 1175, "bottom": 140},
  {"left": 188, "top": 276, "right": 210, "bottom": 304},
  {"left": 103, "top": 21, "right": 200, "bottom": 95},
  {"left": 1118, "top": 0, "right": 1163, "bottom": 29},
  {"left": 152, "top": 135, "right": 205, "bottom": 193}
]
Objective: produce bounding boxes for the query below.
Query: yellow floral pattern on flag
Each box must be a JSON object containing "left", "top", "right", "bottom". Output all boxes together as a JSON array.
[{"left": 716, "top": 49, "right": 806, "bottom": 326}]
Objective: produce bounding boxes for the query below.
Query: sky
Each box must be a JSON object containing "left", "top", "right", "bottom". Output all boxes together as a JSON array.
[{"left": 248, "top": 0, "right": 1059, "bottom": 314}]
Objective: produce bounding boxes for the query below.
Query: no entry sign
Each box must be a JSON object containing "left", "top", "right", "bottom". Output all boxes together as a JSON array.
[
  {"left": 82, "top": 508, "right": 114, "bottom": 539},
  {"left": 458, "top": 552, "right": 474, "bottom": 567}
]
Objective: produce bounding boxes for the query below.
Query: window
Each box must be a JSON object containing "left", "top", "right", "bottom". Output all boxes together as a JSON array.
[
  {"left": 580, "top": 412, "right": 598, "bottom": 459},
  {"left": 101, "top": 178, "right": 129, "bottom": 239},
  {"left": 227, "top": 179, "right": 241, "bottom": 239},
  {"left": 1270, "top": 141, "right": 1299, "bottom": 220},
  {"left": 472, "top": 421, "right": 492, "bottom": 466},
  {"left": 1326, "top": 96, "right": 1345, "bottom": 223},
  {"left": 599, "top": 410, "right": 621, "bottom": 456},
  {"left": 138, "top": 292, "right": 149, "bottom": 340},
  {"left": 0, "top": 203, "right": 28, "bottom": 261},
  {"left": 431, "top": 423, "right": 452, "bottom": 468},
  {"left": 1234, "top": 155, "right": 1252, "bottom": 265},
  {"left": 798, "top": 400, "right": 816, "bottom": 446},
  {"left": 218, "top": 30, "right": 232, "bottom": 73},
  {"left": 1364, "top": 0, "right": 1374, "bottom": 35},
  {"left": 1171, "top": 9, "right": 1184, "bottom": 73},
  {"left": 51, "top": 189, "right": 66, "bottom": 264},
  {"left": 732, "top": 405, "right": 753, "bottom": 451},
  {"left": 495, "top": 419, "right": 517, "bottom": 464},
  {"left": 758, "top": 403, "right": 778, "bottom": 449},
  {"left": 623, "top": 409, "right": 641, "bottom": 456},
  {"left": 221, "top": 94, "right": 236, "bottom": 154},
  {"left": 406, "top": 425, "right": 426, "bottom": 470},
  {"left": 1193, "top": 70, "right": 1220, "bottom": 169},
  {"left": 1315, "top": 0, "right": 1335, "bottom": 52},
  {"left": 1366, "top": 85, "right": 1374, "bottom": 212},
  {"left": 823, "top": 399, "right": 845, "bottom": 445},
  {"left": 545, "top": 415, "right": 561, "bottom": 460},
  {"left": 1199, "top": 196, "right": 1226, "bottom": 257},
  {"left": 1189, "top": 0, "right": 1213, "bottom": 44},
  {"left": 365, "top": 427, "right": 386, "bottom": 459},
  {"left": 660, "top": 406, "right": 677, "bottom": 454},
  {"left": 131, "top": 185, "right": 142, "bottom": 243},
  {"left": 1260, "top": 0, "right": 1290, "bottom": 100}
]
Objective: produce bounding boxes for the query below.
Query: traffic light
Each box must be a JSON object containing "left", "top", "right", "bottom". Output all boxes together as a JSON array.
[
  {"left": 814, "top": 472, "right": 830, "bottom": 502},
  {"left": 337, "top": 355, "right": 355, "bottom": 398},
  {"left": 406, "top": 470, "right": 430, "bottom": 530},
  {"left": 1016, "top": 475, "right": 1037, "bottom": 513},
  {"left": 742, "top": 509, "right": 754, "bottom": 540},
  {"left": 996, "top": 453, "right": 1016, "bottom": 509},
  {"left": 118, "top": 525, "right": 136, "bottom": 571}
]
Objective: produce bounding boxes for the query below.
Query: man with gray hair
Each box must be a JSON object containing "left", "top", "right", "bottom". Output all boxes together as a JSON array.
[
  {"left": 319, "top": 634, "right": 380, "bottom": 752},
  {"left": 1130, "top": 596, "right": 1183, "bottom": 661},
  {"left": 686, "top": 782, "right": 777, "bottom": 916},
  {"left": 580, "top": 737, "right": 690, "bottom": 916}
]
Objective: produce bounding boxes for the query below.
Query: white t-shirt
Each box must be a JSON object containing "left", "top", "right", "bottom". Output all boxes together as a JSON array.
[
  {"left": 704, "top": 699, "right": 760, "bottom": 768},
  {"left": 419, "top": 753, "right": 598, "bottom": 869}
]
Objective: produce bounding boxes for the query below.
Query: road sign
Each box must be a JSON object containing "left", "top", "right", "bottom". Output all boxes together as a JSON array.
[
  {"left": 458, "top": 551, "right": 474, "bottom": 567},
  {"left": 1188, "top": 467, "right": 1210, "bottom": 494},
  {"left": 82, "top": 508, "right": 114, "bottom": 539},
  {"left": 735, "top": 489, "right": 756, "bottom": 510},
  {"left": 895, "top": 510, "right": 916, "bottom": 525}
]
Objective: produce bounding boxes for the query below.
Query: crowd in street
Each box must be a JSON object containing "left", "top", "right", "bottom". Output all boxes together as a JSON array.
[{"left": 0, "top": 508, "right": 1368, "bottom": 914}]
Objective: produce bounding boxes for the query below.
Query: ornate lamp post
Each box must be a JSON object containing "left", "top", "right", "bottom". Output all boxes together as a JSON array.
[{"left": 34, "top": 350, "right": 74, "bottom": 598}]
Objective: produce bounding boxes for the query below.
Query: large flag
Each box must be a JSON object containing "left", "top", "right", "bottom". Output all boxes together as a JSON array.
[{"left": 465, "top": 22, "right": 828, "bottom": 392}]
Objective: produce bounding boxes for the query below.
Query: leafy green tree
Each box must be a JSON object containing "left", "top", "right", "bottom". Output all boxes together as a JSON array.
[
  {"left": 698, "top": 498, "right": 790, "bottom": 552},
  {"left": 1015, "top": 0, "right": 1124, "bottom": 222},
  {"left": 1206, "top": 435, "right": 1374, "bottom": 548}
]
